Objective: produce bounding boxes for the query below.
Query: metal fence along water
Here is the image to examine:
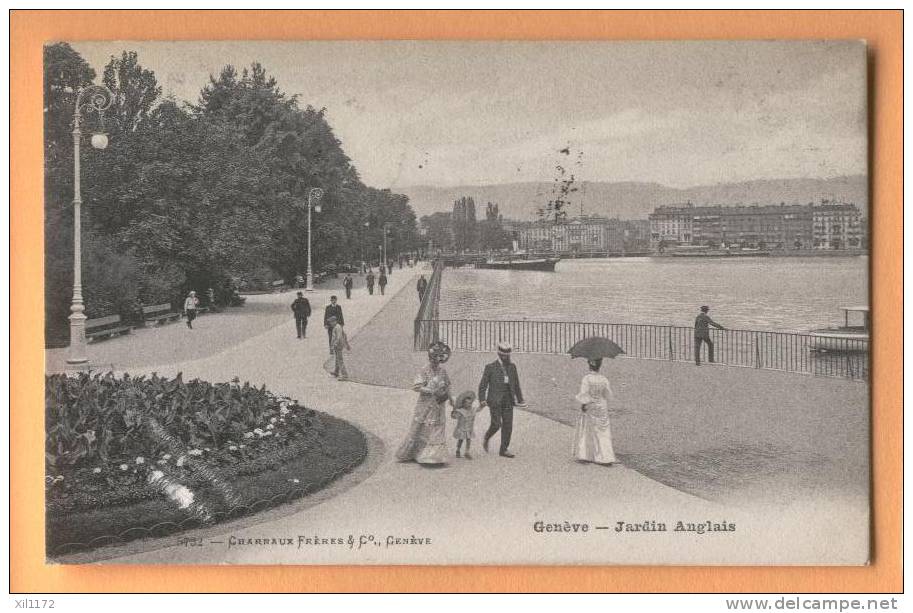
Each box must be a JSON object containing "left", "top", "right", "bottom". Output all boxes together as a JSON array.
[
  {"left": 414, "top": 314, "right": 868, "bottom": 381},
  {"left": 416, "top": 319, "right": 869, "bottom": 380},
  {"left": 413, "top": 262, "right": 868, "bottom": 381}
]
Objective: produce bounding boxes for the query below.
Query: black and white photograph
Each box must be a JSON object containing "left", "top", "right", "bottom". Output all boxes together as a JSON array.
[{"left": 43, "top": 40, "right": 869, "bottom": 565}]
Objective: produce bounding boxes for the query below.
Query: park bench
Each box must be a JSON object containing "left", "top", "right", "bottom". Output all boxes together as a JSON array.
[
  {"left": 86, "top": 314, "right": 132, "bottom": 342},
  {"left": 270, "top": 279, "right": 288, "bottom": 292},
  {"left": 142, "top": 303, "right": 182, "bottom": 326}
]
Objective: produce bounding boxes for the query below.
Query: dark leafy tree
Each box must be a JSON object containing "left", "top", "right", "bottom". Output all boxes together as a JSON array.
[
  {"left": 44, "top": 50, "right": 420, "bottom": 345},
  {"left": 420, "top": 212, "right": 454, "bottom": 253},
  {"left": 102, "top": 51, "right": 162, "bottom": 135},
  {"left": 478, "top": 202, "right": 513, "bottom": 251},
  {"left": 44, "top": 43, "right": 97, "bottom": 345},
  {"left": 452, "top": 196, "right": 478, "bottom": 252}
]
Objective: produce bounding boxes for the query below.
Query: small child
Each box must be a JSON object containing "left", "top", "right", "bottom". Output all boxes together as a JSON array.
[{"left": 451, "top": 390, "right": 483, "bottom": 459}]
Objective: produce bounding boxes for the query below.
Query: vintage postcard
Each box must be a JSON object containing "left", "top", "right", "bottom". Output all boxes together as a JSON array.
[{"left": 43, "top": 40, "right": 869, "bottom": 565}]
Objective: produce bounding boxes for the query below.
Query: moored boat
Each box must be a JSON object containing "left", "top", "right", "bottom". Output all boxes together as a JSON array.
[
  {"left": 808, "top": 307, "right": 869, "bottom": 351},
  {"left": 475, "top": 257, "right": 560, "bottom": 272}
]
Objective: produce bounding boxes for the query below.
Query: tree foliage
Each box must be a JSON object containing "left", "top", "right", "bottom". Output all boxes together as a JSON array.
[
  {"left": 44, "top": 45, "right": 418, "bottom": 346},
  {"left": 452, "top": 196, "right": 478, "bottom": 253},
  {"left": 420, "top": 212, "right": 454, "bottom": 253}
]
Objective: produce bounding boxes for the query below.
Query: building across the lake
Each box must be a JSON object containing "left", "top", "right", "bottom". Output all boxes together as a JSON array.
[
  {"left": 510, "top": 216, "right": 652, "bottom": 254},
  {"left": 649, "top": 201, "right": 865, "bottom": 251}
]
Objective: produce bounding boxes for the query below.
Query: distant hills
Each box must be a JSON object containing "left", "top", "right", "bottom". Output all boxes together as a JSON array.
[{"left": 398, "top": 175, "right": 868, "bottom": 221}]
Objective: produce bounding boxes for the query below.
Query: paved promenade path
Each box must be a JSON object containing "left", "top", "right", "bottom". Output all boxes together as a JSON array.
[{"left": 49, "top": 266, "right": 868, "bottom": 565}]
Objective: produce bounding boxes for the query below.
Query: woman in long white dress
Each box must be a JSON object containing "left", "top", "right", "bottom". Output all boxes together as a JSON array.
[
  {"left": 395, "top": 341, "right": 452, "bottom": 465},
  {"left": 573, "top": 358, "right": 616, "bottom": 465}
]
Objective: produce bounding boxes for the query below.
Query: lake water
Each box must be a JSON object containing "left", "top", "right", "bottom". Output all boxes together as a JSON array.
[{"left": 438, "top": 256, "right": 868, "bottom": 334}]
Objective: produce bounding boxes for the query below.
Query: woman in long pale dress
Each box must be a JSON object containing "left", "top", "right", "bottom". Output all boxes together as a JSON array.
[
  {"left": 573, "top": 358, "right": 616, "bottom": 465},
  {"left": 395, "top": 342, "right": 452, "bottom": 465}
]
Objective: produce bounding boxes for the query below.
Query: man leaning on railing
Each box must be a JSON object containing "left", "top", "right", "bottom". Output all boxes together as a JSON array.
[{"left": 694, "top": 305, "right": 725, "bottom": 366}]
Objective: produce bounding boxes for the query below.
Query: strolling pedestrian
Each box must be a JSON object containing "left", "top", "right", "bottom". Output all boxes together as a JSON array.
[
  {"left": 291, "top": 291, "right": 311, "bottom": 339},
  {"left": 343, "top": 274, "right": 354, "bottom": 299},
  {"left": 479, "top": 342, "right": 528, "bottom": 458},
  {"left": 366, "top": 270, "right": 375, "bottom": 295},
  {"left": 295, "top": 273, "right": 305, "bottom": 289},
  {"left": 694, "top": 305, "right": 725, "bottom": 365},
  {"left": 328, "top": 316, "right": 351, "bottom": 381},
  {"left": 324, "top": 296, "right": 344, "bottom": 352},
  {"left": 416, "top": 274, "right": 428, "bottom": 302},
  {"left": 183, "top": 291, "right": 199, "bottom": 329},
  {"left": 378, "top": 270, "right": 388, "bottom": 295},
  {"left": 573, "top": 358, "right": 616, "bottom": 466},
  {"left": 395, "top": 341, "right": 452, "bottom": 464}
]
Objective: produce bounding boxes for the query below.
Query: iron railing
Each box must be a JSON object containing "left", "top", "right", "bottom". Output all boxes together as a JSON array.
[
  {"left": 413, "top": 260, "right": 444, "bottom": 350},
  {"left": 414, "top": 318, "right": 869, "bottom": 381}
]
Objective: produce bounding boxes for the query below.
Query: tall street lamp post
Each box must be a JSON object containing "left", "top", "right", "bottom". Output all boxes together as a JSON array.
[
  {"left": 383, "top": 222, "right": 394, "bottom": 273},
  {"left": 67, "top": 84, "right": 113, "bottom": 367},
  {"left": 305, "top": 187, "right": 325, "bottom": 292}
]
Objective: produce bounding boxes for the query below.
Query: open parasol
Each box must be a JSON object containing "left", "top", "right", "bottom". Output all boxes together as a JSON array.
[{"left": 567, "top": 336, "right": 625, "bottom": 360}]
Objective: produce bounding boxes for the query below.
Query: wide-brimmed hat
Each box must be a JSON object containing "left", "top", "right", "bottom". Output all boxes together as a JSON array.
[
  {"left": 427, "top": 341, "right": 451, "bottom": 363},
  {"left": 700, "top": 305, "right": 710, "bottom": 312},
  {"left": 497, "top": 341, "right": 512, "bottom": 354}
]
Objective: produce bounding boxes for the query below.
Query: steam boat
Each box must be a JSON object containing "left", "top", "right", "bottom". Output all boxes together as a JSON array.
[{"left": 475, "top": 257, "right": 561, "bottom": 272}]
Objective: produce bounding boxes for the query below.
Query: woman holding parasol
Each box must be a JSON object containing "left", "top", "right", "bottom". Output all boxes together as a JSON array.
[{"left": 567, "top": 337, "right": 624, "bottom": 466}]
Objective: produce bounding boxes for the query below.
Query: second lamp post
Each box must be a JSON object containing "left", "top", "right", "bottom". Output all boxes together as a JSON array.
[{"left": 305, "top": 187, "right": 325, "bottom": 292}]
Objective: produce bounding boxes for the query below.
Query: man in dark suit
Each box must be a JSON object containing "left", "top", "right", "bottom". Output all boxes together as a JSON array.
[
  {"left": 291, "top": 291, "right": 311, "bottom": 339},
  {"left": 694, "top": 305, "right": 725, "bottom": 365},
  {"left": 416, "top": 275, "right": 428, "bottom": 302},
  {"left": 478, "top": 341, "right": 528, "bottom": 458},
  {"left": 324, "top": 296, "right": 344, "bottom": 352}
]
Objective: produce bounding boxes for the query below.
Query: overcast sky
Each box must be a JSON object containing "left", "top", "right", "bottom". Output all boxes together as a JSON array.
[{"left": 70, "top": 40, "right": 867, "bottom": 190}]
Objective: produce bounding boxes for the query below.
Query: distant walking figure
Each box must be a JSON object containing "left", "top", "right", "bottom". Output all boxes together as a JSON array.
[
  {"left": 291, "top": 291, "right": 311, "bottom": 339},
  {"left": 416, "top": 275, "right": 428, "bottom": 302},
  {"left": 694, "top": 305, "right": 725, "bottom": 365},
  {"left": 378, "top": 270, "right": 388, "bottom": 295},
  {"left": 343, "top": 274, "right": 354, "bottom": 299},
  {"left": 324, "top": 296, "right": 344, "bottom": 352},
  {"left": 183, "top": 291, "right": 199, "bottom": 329},
  {"left": 366, "top": 270, "right": 375, "bottom": 295}
]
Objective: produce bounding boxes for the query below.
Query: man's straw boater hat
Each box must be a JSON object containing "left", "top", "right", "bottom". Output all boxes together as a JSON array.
[{"left": 497, "top": 341, "right": 512, "bottom": 354}]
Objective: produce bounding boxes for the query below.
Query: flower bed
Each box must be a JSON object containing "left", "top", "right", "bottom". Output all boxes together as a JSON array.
[{"left": 45, "top": 372, "right": 367, "bottom": 555}]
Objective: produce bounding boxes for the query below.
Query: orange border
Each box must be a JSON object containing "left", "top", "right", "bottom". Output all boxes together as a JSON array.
[{"left": 11, "top": 10, "right": 902, "bottom": 593}]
